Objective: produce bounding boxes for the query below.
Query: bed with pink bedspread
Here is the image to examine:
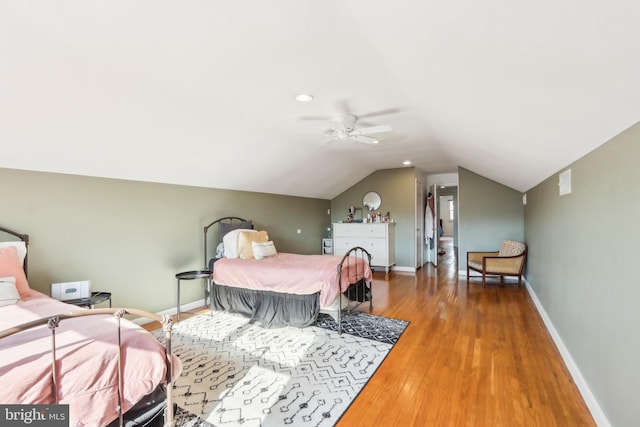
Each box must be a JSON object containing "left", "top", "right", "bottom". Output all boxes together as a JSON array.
[
  {"left": 0, "top": 225, "right": 180, "bottom": 427},
  {"left": 204, "top": 217, "right": 373, "bottom": 329}
]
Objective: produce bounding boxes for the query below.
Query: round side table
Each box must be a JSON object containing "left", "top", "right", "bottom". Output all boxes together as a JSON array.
[
  {"left": 66, "top": 291, "right": 112, "bottom": 309},
  {"left": 176, "top": 270, "right": 212, "bottom": 321}
]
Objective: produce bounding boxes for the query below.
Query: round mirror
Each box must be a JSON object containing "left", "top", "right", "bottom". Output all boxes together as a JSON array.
[{"left": 363, "top": 191, "right": 382, "bottom": 211}]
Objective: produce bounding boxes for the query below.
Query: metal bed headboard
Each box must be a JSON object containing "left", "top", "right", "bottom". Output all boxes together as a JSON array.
[
  {"left": 203, "top": 216, "right": 248, "bottom": 269},
  {"left": 0, "top": 225, "right": 30, "bottom": 276}
]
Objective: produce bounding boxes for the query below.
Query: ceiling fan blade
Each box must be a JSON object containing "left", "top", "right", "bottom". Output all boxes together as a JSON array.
[
  {"left": 298, "top": 115, "right": 332, "bottom": 121},
  {"left": 354, "top": 125, "right": 392, "bottom": 135},
  {"left": 351, "top": 135, "right": 379, "bottom": 145},
  {"left": 333, "top": 100, "right": 402, "bottom": 118},
  {"left": 358, "top": 107, "right": 403, "bottom": 119}
]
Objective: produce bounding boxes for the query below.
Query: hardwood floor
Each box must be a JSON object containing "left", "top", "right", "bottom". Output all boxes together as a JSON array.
[
  {"left": 151, "top": 238, "right": 595, "bottom": 426},
  {"left": 338, "top": 238, "right": 595, "bottom": 427}
]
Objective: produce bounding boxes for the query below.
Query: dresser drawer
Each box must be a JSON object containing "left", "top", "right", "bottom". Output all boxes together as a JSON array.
[
  {"left": 333, "top": 238, "right": 386, "bottom": 262},
  {"left": 333, "top": 223, "right": 387, "bottom": 238},
  {"left": 334, "top": 237, "right": 383, "bottom": 250},
  {"left": 332, "top": 222, "right": 395, "bottom": 271},
  {"left": 368, "top": 250, "right": 388, "bottom": 266}
]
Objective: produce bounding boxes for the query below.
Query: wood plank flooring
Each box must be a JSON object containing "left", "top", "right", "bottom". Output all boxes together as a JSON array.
[
  {"left": 337, "top": 239, "right": 595, "bottom": 427},
  {"left": 152, "top": 238, "right": 596, "bottom": 426}
]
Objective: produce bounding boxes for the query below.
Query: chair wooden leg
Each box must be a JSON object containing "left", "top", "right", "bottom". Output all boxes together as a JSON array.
[{"left": 482, "top": 272, "right": 486, "bottom": 288}]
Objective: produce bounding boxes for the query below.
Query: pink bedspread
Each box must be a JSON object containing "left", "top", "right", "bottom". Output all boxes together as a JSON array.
[
  {"left": 212, "top": 252, "right": 372, "bottom": 308},
  {"left": 0, "top": 290, "right": 180, "bottom": 427}
]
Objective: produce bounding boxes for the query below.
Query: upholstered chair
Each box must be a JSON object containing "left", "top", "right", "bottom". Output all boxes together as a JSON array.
[{"left": 467, "top": 240, "right": 527, "bottom": 287}]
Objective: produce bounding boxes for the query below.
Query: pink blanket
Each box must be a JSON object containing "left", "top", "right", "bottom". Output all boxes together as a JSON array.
[
  {"left": 0, "top": 290, "right": 180, "bottom": 427},
  {"left": 212, "top": 252, "right": 372, "bottom": 307}
]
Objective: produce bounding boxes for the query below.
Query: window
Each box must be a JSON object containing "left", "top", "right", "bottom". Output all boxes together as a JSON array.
[{"left": 449, "top": 200, "right": 454, "bottom": 221}]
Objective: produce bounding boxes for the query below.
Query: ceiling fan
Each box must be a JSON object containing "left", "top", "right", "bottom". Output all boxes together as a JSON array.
[{"left": 321, "top": 114, "right": 392, "bottom": 145}]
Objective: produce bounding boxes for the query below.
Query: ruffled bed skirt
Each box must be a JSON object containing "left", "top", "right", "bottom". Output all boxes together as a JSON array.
[{"left": 211, "top": 284, "right": 321, "bottom": 328}]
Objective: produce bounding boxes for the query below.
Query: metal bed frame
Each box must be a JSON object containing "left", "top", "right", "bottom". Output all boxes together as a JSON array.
[
  {"left": 334, "top": 245, "right": 373, "bottom": 332},
  {"left": 203, "top": 216, "right": 374, "bottom": 334},
  {"left": 0, "top": 309, "right": 175, "bottom": 427},
  {"left": 0, "top": 225, "right": 176, "bottom": 427}
]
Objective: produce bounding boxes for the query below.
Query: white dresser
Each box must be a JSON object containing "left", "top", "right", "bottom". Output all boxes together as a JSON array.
[{"left": 333, "top": 222, "right": 395, "bottom": 272}]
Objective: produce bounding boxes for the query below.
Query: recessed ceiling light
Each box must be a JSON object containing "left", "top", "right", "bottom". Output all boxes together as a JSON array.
[
  {"left": 402, "top": 160, "right": 412, "bottom": 165},
  {"left": 295, "top": 93, "right": 314, "bottom": 102}
]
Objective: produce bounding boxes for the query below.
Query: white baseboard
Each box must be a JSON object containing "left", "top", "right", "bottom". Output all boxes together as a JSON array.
[
  {"left": 391, "top": 265, "right": 416, "bottom": 273},
  {"left": 460, "top": 270, "right": 609, "bottom": 425},
  {"left": 131, "top": 298, "right": 207, "bottom": 325},
  {"left": 524, "top": 279, "right": 610, "bottom": 427}
]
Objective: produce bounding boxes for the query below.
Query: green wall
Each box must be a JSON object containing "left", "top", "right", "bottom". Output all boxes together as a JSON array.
[
  {"left": 524, "top": 122, "right": 640, "bottom": 427},
  {"left": 458, "top": 167, "right": 525, "bottom": 271},
  {"left": 0, "top": 167, "right": 329, "bottom": 313},
  {"left": 330, "top": 167, "right": 417, "bottom": 269}
]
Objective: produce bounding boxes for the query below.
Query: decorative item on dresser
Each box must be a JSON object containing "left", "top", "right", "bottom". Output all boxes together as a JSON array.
[{"left": 333, "top": 222, "right": 395, "bottom": 273}]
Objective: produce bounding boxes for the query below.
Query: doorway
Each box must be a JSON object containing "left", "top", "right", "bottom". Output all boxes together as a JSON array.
[
  {"left": 439, "top": 195, "right": 454, "bottom": 238},
  {"left": 437, "top": 189, "right": 458, "bottom": 270},
  {"left": 415, "top": 179, "right": 424, "bottom": 269}
]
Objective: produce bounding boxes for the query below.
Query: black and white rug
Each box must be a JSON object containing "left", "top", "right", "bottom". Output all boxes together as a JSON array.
[
  {"left": 314, "top": 312, "right": 407, "bottom": 345},
  {"left": 155, "top": 311, "right": 408, "bottom": 427}
]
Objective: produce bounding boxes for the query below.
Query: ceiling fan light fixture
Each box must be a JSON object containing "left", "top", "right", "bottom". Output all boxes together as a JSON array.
[
  {"left": 310, "top": 111, "right": 390, "bottom": 146},
  {"left": 295, "top": 93, "right": 314, "bottom": 102}
]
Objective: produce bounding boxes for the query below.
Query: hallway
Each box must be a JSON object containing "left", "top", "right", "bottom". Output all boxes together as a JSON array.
[{"left": 437, "top": 236, "right": 457, "bottom": 272}]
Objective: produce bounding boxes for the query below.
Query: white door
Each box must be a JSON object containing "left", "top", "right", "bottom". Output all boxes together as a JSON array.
[
  {"left": 415, "top": 179, "right": 423, "bottom": 269},
  {"left": 427, "top": 184, "right": 438, "bottom": 266}
]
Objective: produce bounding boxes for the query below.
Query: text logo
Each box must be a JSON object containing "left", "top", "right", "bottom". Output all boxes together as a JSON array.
[{"left": 0, "top": 405, "right": 69, "bottom": 426}]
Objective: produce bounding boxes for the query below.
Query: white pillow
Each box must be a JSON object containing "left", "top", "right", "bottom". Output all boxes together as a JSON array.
[
  {"left": 252, "top": 241, "right": 277, "bottom": 259},
  {"left": 0, "top": 276, "right": 21, "bottom": 307},
  {"left": 222, "top": 229, "right": 258, "bottom": 259},
  {"left": 0, "top": 241, "right": 27, "bottom": 266}
]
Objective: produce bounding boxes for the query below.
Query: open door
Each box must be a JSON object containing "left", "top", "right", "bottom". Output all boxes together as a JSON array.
[
  {"left": 426, "top": 184, "right": 438, "bottom": 266},
  {"left": 415, "top": 179, "right": 423, "bottom": 269}
]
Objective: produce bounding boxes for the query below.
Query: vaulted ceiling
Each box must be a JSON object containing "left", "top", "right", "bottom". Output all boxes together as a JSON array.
[{"left": 1, "top": 2, "right": 639, "bottom": 199}]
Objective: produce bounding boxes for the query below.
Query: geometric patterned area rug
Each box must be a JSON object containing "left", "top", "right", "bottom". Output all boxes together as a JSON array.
[
  {"left": 153, "top": 310, "right": 409, "bottom": 427},
  {"left": 314, "top": 312, "right": 409, "bottom": 345}
]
